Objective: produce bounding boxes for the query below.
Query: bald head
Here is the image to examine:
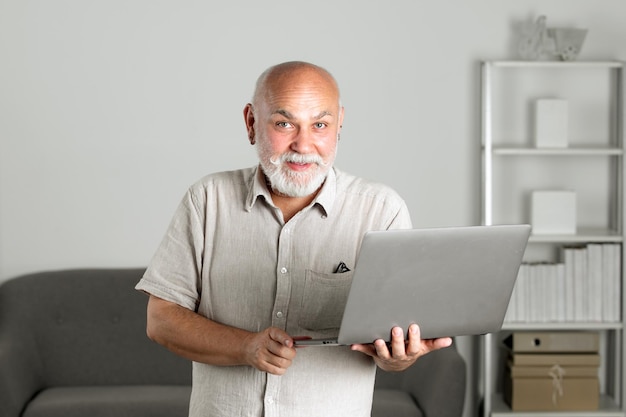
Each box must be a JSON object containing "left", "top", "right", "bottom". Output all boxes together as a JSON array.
[{"left": 252, "top": 61, "right": 341, "bottom": 109}]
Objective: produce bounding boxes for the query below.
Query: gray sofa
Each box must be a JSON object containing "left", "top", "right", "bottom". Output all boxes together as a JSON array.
[{"left": 0, "top": 269, "right": 466, "bottom": 417}]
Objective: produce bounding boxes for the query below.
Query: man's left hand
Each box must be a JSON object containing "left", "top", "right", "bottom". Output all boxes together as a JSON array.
[{"left": 350, "top": 324, "right": 452, "bottom": 372}]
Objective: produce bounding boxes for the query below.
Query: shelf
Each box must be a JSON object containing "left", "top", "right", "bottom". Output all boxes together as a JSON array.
[
  {"left": 481, "top": 59, "right": 625, "bottom": 417},
  {"left": 489, "top": 146, "right": 624, "bottom": 157},
  {"left": 502, "top": 322, "right": 623, "bottom": 331},
  {"left": 491, "top": 393, "right": 622, "bottom": 417},
  {"left": 528, "top": 229, "right": 624, "bottom": 243},
  {"left": 485, "top": 61, "right": 623, "bottom": 69}
]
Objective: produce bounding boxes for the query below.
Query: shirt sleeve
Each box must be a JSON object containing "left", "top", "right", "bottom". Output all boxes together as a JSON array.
[
  {"left": 387, "top": 198, "right": 413, "bottom": 230},
  {"left": 135, "top": 186, "right": 206, "bottom": 311}
]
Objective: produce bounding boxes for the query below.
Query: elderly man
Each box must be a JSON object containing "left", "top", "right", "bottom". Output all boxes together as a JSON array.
[{"left": 136, "top": 61, "right": 451, "bottom": 417}]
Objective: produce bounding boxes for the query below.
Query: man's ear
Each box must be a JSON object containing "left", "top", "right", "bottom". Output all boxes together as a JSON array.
[
  {"left": 243, "top": 103, "right": 256, "bottom": 145},
  {"left": 337, "top": 106, "right": 345, "bottom": 140}
]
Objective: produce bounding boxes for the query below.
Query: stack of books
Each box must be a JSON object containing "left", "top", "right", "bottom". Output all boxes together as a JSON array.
[{"left": 504, "top": 243, "right": 621, "bottom": 323}]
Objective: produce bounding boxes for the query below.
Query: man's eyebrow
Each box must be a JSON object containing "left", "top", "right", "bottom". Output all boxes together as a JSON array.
[
  {"left": 273, "top": 109, "right": 293, "bottom": 118},
  {"left": 314, "top": 110, "right": 333, "bottom": 119},
  {"left": 271, "top": 109, "right": 334, "bottom": 119}
]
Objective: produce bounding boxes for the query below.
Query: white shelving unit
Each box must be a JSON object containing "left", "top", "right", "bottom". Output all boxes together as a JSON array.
[{"left": 480, "top": 60, "right": 625, "bottom": 417}]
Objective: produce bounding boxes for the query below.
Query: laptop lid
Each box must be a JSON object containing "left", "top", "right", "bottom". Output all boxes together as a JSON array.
[{"left": 332, "top": 224, "right": 530, "bottom": 345}]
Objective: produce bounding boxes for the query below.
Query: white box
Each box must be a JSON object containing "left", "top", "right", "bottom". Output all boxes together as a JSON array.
[
  {"left": 531, "top": 191, "right": 576, "bottom": 234},
  {"left": 535, "top": 99, "right": 568, "bottom": 148}
]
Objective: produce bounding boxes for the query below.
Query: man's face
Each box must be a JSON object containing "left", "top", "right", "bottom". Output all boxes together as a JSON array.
[{"left": 250, "top": 69, "right": 344, "bottom": 197}]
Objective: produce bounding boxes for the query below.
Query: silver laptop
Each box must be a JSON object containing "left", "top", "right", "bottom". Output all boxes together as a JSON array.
[{"left": 296, "top": 224, "right": 530, "bottom": 346}]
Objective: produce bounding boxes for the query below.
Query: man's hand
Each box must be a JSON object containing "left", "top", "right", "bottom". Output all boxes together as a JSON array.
[
  {"left": 146, "top": 297, "right": 298, "bottom": 376},
  {"left": 350, "top": 324, "right": 452, "bottom": 372},
  {"left": 242, "top": 327, "right": 297, "bottom": 375}
]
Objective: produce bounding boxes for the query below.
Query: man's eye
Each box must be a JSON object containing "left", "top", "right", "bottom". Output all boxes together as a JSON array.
[
  {"left": 314, "top": 122, "right": 327, "bottom": 129},
  {"left": 277, "top": 122, "right": 292, "bottom": 128}
]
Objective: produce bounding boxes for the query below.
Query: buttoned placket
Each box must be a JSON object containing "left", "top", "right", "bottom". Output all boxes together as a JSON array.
[
  {"left": 272, "top": 223, "right": 292, "bottom": 329},
  {"left": 264, "top": 217, "right": 296, "bottom": 416}
]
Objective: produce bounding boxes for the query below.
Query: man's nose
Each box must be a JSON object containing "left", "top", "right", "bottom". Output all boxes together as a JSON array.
[{"left": 290, "top": 128, "right": 315, "bottom": 154}]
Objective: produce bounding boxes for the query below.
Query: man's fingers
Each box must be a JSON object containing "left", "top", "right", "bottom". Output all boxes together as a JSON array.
[
  {"left": 243, "top": 327, "right": 298, "bottom": 375},
  {"left": 373, "top": 339, "right": 391, "bottom": 359},
  {"left": 263, "top": 351, "right": 294, "bottom": 374},
  {"left": 389, "top": 326, "right": 408, "bottom": 356},
  {"left": 406, "top": 324, "right": 421, "bottom": 355},
  {"left": 269, "top": 327, "right": 294, "bottom": 348},
  {"left": 351, "top": 324, "right": 454, "bottom": 372},
  {"left": 427, "top": 336, "right": 453, "bottom": 351}
]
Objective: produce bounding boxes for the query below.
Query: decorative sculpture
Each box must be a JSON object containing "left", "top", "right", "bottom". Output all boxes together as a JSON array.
[{"left": 518, "top": 15, "right": 587, "bottom": 61}]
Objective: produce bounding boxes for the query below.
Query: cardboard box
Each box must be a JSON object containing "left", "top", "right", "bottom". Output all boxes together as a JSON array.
[
  {"left": 505, "top": 375, "right": 599, "bottom": 411},
  {"left": 505, "top": 332, "right": 600, "bottom": 353},
  {"left": 505, "top": 364, "right": 599, "bottom": 411},
  {"left": 509, "top": 364, "right": 599, "bottom": 378},
  {"left": 509, "top": 353, "right": 600, "bottom": 366}
]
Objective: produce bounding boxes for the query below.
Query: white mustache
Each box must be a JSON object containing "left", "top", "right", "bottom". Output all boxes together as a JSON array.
[{"left": 269, "top": 152, "right": 328, "bottom": 167}]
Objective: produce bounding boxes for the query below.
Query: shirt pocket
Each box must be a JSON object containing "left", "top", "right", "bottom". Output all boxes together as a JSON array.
[{"left": 298, "top": 270, "right": 353, "bottom": 331}]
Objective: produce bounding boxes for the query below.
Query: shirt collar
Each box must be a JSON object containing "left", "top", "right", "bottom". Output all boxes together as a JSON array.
[
  {"left": 245, "top": 165, "right": 272, "bottom": 211},
  {"left": 245, "top": 165, "right": 337, "bottom": 216},
  {"left": 313, "top": 167, "right": 336, "bottom": 216}
]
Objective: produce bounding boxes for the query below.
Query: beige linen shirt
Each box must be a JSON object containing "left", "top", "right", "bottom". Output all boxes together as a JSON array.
[{"left": 136, "top": 165, "right": 412, "bottom": 417}]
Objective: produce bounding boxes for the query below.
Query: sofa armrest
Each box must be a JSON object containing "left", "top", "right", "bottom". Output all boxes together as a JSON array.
[
  {"left": 0, "top": 276, "right": 45, "bottom": 417},
  {"left": 0, "top": 332, "right": 44, "bottom": 417},
  {"left": 405, "top": 344, "right": 467, "bottom": 417}
]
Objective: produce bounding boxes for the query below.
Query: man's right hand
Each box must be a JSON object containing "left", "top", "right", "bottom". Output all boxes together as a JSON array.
[
  {"left": 146, "top": 296, "right": 297, "bottom": 376},
  {"left": 242, "top": 327, "right": 297, "bottom": 375}
]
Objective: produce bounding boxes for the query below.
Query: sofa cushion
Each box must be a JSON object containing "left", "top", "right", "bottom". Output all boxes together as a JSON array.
[
  {"left": 371, "top": 389, "right": 423, "bottom": 417},
  {"left": 1, "top": 269, "right": 191, "bottom": 387},
  {"left": 22, "top": 385, "right": 191, "bottom": 417}
]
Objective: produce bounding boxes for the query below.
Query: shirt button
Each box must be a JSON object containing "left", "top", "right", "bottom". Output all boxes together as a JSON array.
[
  {"left": 267, "top": 397, "right": 274, "bottom": 404},
  {"left": 280, "top": 267, "right": 288, "bottom": 274},
  {"left": 276, "top": 311, "right": 283, "bottom": 318},
  {"left": 321, "top": 214, "right": 327, "bottom": 219}
]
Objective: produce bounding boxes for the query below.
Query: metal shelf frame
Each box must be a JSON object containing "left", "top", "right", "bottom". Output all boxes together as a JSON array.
[{"left": 480, "top": 60, "right": 625, "bottom": 417}]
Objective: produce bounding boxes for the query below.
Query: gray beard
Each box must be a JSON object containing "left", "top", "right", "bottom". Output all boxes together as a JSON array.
[{"left": 262, "top": 163, "right": 328, "bottom": 197}]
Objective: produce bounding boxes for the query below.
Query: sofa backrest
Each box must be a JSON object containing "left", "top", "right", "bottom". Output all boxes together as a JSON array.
[{"left": 0, "top": 268, "right": 191, "bottom": 387}]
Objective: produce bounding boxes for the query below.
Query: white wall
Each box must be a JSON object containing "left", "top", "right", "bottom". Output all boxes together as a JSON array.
[
  {"left": 1, "top": 1, "right": 625, "bottom": 415},
  {"left": 4, "top": 0, "right": 625, "bottom": 282}
]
